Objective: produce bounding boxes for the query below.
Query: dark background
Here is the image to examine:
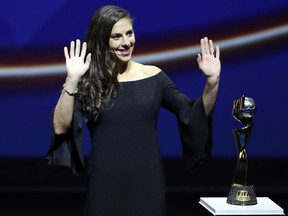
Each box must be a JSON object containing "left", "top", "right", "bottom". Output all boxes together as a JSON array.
[{"left": 0, "top": 0, "right": 287, "bottom": 215}]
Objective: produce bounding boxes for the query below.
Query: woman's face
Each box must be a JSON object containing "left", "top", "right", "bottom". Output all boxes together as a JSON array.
[{"left": 109, "top": 18, "right": 135, "bottom": 63}]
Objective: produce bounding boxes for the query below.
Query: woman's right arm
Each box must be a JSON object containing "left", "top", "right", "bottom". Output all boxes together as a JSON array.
[{"left": 53, "top": 39, "right": 91, "bottom": 134}]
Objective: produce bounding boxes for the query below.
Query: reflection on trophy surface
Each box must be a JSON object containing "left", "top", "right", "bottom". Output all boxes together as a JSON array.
[{"left": 227, "top": 95, "right": 257, "bottom": 205}]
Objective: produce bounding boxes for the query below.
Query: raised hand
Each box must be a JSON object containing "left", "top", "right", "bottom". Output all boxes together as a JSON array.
[
  {"left": 64, "top": 39, "right": 91, "bottom": 81},
  {"left": 197, "top": 37, "right": 221, "bottom": 84}
]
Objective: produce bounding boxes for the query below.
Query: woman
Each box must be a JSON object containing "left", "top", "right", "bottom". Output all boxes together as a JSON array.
[{"left": 47, "top": 5, "right": 221, "bottom": 216}]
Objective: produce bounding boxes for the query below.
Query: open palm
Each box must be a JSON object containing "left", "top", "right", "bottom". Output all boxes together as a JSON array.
[
  {"left": 197, "top": 37, "right": 221, "bottom": 79},
  {"left": 64, "top": 39, "right": 91, "bottom": 81}
]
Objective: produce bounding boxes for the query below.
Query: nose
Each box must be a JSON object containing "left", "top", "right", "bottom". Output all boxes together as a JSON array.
[{"left": 121, "top": 36, "right": 130, "bottom": 46}]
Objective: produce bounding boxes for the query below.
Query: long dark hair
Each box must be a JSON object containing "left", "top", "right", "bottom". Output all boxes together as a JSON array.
[{"left": 78, "top": 5, "right": 132, "bottom": 121}]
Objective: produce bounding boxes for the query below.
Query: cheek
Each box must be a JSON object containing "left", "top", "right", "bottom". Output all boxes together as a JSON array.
[
  {"left": 131, "top": 36, "right": 136, "bottom": 44},
  {"left": 109, "top": 40, "right": 119, "bottom": 50}
]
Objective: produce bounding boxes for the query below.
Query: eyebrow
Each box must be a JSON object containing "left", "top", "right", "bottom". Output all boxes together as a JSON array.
[{"left": 111, "top": 28, "right": 133, "bottom": 35}]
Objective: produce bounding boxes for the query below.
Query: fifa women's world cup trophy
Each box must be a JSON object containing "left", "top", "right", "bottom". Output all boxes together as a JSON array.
[{"left": 227, "top": 95, "right": 257, "bottom": 205}]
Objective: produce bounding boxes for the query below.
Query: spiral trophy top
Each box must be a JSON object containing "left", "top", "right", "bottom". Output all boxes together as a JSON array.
[{"left": 232, "top": 95, "right": 256, "bottom": 127}]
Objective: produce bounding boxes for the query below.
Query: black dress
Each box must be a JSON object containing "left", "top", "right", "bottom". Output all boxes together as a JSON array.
[{"left": 47, "top": 71, "right": 212, "bottom": 216}]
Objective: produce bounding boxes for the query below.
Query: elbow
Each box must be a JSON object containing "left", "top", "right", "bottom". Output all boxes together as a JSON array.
[
  {"left": 53, "top": 119, "right": 71, "bottom": 135},
  {"left": 54, "top": 125, "right": 69, "bottom": 135}
]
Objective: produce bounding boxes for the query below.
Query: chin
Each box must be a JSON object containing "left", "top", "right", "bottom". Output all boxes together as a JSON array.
[{"left": 117, "top": 55, "right": 132, "bottom": 62}]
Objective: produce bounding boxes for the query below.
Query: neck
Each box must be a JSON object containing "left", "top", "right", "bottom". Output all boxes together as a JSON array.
[{"left": 117, "top": 61, "right": 131, "bottom": 74}]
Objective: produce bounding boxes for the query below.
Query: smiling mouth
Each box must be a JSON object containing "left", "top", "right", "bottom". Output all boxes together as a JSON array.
[{"left": 118, "top": 47, "right": 131, "bottom": 56}]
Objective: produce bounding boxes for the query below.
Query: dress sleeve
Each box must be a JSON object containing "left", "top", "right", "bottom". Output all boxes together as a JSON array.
[
  {"left": 46, "top": 95, "right": 85, "bottom": 175},
  {"left": 160, "top": 72, "right": 213, "bottom": 169}
]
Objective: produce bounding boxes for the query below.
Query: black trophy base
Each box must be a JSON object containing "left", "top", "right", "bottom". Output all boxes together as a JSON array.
[{"left": 227, "top": 184, "right": 257, "bottom": 205}]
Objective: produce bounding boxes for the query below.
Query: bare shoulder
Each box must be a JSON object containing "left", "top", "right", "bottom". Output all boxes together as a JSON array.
[
  {"left": 134, "top": 62, "right": 162, "bottom": 77},
  {"left": 143, "top": 65, "right": 162, "bottom": 75},
  {"left": 117, "top": 61, "right": 162, "bottom": 82}
]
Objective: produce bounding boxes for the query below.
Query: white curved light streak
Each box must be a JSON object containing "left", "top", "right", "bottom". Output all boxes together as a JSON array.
[{"left": 0, "top": 24, "right": 287, "bottom": 78}]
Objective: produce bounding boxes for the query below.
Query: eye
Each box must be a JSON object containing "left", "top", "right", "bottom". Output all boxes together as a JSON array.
[
  {"left": 127, "top": 30, "right": 133, "bottom": 37},
  {"left": 110, "top": 34, "right": 121, "bottom": 40}
]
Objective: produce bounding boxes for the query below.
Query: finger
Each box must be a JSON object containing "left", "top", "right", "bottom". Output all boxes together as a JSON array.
[
  {"left": 64, "top": 46, "right": 69, "bottom": 59},
  {"left": 75, "top": 39, "right": 81, "bottom": 57},
  {"left": 215, "top": 45, "right": 220, "bottom": 59},
  {"left": 200, "top": 38, "right": 205, "bottom": 55},
  {"left": 80, "top": 42, "right": 87, "bottom": 58},
  {"left": 209, "top": 39, "right": 214, "bottom": 55},
  {"left": 85, "top": 53, "right": 92, "bottom": 66},
  {"left": 70, "top": 41, "right": 75, "bottom": 57},
  {"left": 197, "top": 53, "right": 202, "bottom": 62},
  {"left": 201, "top": 37, "right": 210, "bottom": 55}
]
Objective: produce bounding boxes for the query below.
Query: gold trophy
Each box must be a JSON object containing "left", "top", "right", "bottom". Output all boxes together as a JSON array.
[{"left": 227, "top": 96, "right": 257, "bottom": 205}]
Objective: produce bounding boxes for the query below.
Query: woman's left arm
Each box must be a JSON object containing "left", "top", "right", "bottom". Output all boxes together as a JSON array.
[{"left": 197, "top": 37, "right": 221, "bottom": 116}]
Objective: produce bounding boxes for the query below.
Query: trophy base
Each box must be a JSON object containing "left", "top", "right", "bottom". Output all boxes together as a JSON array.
[{"left": 227, "top": 184, "right": 257, "bottom": 205}]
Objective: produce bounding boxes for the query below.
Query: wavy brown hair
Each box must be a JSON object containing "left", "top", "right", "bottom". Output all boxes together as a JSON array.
[{"left": 78, "top": 5, "right": 132, "bottom": 121}]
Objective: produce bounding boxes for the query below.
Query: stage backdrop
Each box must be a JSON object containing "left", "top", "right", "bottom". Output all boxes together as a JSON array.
[{"left": 0, "top": 0, "right": 287, "bottom": 158}]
